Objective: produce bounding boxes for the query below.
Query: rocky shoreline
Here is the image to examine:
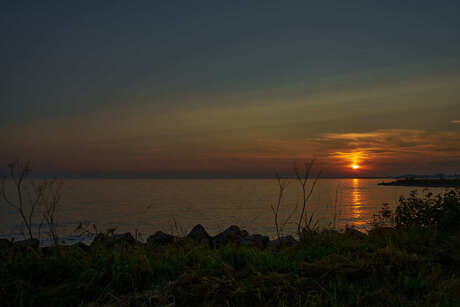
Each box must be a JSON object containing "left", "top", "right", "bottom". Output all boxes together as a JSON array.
[
  {"left": 0, "top": 225, "right": 297, "bottom": 254},
  {"left": 0, "top": 223, "right": 374, "bottom": 254}
]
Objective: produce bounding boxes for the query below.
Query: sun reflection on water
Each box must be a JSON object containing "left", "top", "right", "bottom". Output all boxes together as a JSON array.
[{"left": 351, "top": 178, "right": 363, "bottom": 219}]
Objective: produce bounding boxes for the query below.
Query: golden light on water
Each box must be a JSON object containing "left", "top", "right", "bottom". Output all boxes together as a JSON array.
[
  {"left": 351, "top": 179, "right": 361, "bottom": 206},
  {"left": 351, "top": 178, "right": 365, "bottom": 226}
]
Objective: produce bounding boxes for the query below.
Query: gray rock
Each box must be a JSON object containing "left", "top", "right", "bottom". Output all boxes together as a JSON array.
[
  {"left": 240, "top": 234, "right": 269, "bottom": 249},
  {"left": 212, "top": 225, "right": 248, "bottom": 248},
  {"left": 187, "top": 224, "right": 211, "bottom": 246},
  {"left": 147, "top": 231, "right": 175, "bottom": 245},
  {"left": 14, "top": 239, "right": 39, "bottom": 250},
  {"left": 268, "top": 235, "right": 298, "bottom": 249}
]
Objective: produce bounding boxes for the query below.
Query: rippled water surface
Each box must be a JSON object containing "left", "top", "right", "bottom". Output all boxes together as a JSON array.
[{"left": 0, "top": 178, "right": 447, "bottom": 242}]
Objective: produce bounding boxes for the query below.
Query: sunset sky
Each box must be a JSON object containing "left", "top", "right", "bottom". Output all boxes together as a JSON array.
[{"left": 1, "top": 1, "right": 460, "bottom": 177}]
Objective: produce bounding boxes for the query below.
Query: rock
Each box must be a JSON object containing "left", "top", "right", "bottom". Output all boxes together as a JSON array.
[
  {"left": 147, "top": 231, "right": 175, "bottom": 245},
  {"left": 212, "top": 225, "right": 248, "bottom": 248},
  {"left": 268, "top": 235, "right": 298, "bottom": 249},
  {"left": 90, "top": 232, "right": 136, "bottom": 248},
  {"left": 240, "top": 234, "right": 269, "bottom": 249},
  {"left": 186, "top": 224, "right": 211, "bottom": 246},
  {"left": 344, "top": 227, "right": 367, "bottom": 240},
  {"left": 14, "top": 239, "right": 39, "bottom": 250}
]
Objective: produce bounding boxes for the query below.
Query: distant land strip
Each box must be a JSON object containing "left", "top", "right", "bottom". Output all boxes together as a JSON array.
[{"left": 378, "top": 179, "right": 460, "bottom": 188}]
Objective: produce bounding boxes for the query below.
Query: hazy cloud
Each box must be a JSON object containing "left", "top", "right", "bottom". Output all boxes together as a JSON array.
[{"left": 200, "top": 128, "right": 460, "bottom": 176}]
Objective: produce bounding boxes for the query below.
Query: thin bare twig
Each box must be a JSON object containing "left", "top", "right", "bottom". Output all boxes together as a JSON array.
[
  {"left": 271, "top": 172, "right": 289, "bottom": 241},
  {"left": 1, "top": 160, "right": 63, "bottom": 243},
  {"left": 294, "top": 160, "right": 321, "bottom": 239}
]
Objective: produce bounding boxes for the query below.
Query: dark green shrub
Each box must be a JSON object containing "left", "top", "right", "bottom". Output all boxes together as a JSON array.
[
  {"left": 370, "top": 203, "right": 394, "bottom": 228},
  {"left": 395, "top": 189, "right": 460, "bottom": 231}
]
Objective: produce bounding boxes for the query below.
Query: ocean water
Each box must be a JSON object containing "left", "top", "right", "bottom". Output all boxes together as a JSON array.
[{"left": 0, "top": 178, "right": 447, "bottom": 243}]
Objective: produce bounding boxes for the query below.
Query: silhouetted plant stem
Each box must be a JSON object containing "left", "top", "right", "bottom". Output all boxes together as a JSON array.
[
  {"left": 294, "top": 160, "right": 321, "bottom": 239},
  {"left": 1, "top": 160, "right": 62, "bottom": 243},
  {"left": 271, "top": 172, "right": 289, "bottom": 242}
]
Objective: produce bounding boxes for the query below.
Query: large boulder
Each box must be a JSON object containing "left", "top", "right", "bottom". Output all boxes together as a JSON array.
[
  {"left": 147, "top": 231, "right": 175, "bottom": 245},
  {"left": 212, "top": 225, "right": 248, "bottom": 248},
  {"left": 14, "top": 238, "right": 39, "bottom": 250},
  {"left": 186, "top": 224, "right": 211, "bottom": 247},
  {"left": 90, "top": 232, "right": 136, "bottom": 249},
  {"left": 268, "top": 235, "right": 298, "bottom": 249},
  {"left": 240, "top": 234, "right": 269, "bottom": 249}
]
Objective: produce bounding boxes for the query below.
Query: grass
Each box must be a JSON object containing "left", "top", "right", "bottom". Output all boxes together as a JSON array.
[{"left": 2, "top": 226, "right": 460, "bottom": 306}]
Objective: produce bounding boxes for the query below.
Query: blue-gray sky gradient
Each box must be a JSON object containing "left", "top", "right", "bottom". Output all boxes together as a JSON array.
[{"left": 1, "top": 1, "right": 460, "bottom": 177}]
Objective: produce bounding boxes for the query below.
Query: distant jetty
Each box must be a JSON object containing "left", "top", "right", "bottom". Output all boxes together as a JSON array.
[{"left": 378, "top": 178, "right": 460, "bottom": 188}]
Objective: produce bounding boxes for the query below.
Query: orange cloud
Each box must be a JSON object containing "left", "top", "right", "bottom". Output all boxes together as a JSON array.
[
  {"left": 200, "top": 128, "right": 460, "bottom": 176},
  {"left": 312, "top": 129, "right": 460, "bottom": 174}
]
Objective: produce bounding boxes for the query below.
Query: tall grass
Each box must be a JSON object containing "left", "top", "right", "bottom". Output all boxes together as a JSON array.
[{"left": 2, "top": 221, "right": 460, "bottom": 306}]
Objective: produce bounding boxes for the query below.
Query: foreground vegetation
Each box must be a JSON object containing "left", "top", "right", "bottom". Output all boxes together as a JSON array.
[{"left": 1, "top": 190, "right": 460, "bottom": 306}]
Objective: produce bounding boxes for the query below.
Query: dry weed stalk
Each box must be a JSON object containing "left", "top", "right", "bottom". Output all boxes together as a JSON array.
[
  {"left": 294, "top": 160, "right": 321, "bottom": 238},
  {"left": 1, "top": 160, "right": 62, "bottom": 243},
  {"left": 271, "top": 172, "right": 289, "bottom": 241}
]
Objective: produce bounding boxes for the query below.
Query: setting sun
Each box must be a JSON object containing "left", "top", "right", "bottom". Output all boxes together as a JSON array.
[{"left": 352, "top": 164, "right": 360, "bottom": 170}]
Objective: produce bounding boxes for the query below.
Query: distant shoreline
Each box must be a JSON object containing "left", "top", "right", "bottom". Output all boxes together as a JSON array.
[
  {"left": 54, "top": 177, "right": 455, "bottom": 182},
  {"left": 378, "top": 179, "right": 460, "bottom": 187}
]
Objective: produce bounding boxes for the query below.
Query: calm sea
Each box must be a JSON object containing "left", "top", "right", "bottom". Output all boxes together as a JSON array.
[{"left": 0, "top": 178, "right": 447, "bottom": 244}]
